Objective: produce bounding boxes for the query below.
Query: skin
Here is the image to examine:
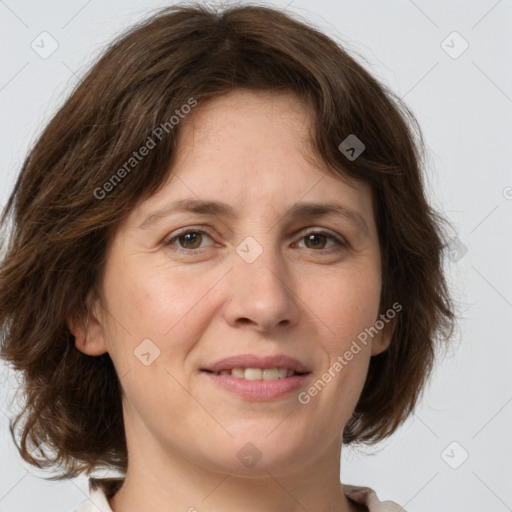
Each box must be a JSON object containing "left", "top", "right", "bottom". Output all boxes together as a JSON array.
[{"left": 69, "top": 90, "right": 395, "bottom": 512}]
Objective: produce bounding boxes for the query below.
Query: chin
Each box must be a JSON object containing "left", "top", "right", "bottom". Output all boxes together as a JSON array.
[{"left": 201, "top": 430, "right": 310, "bottom": 476}]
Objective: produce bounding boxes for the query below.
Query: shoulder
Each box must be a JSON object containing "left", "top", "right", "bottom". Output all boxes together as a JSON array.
[
  {"left": 72, "top": 478, "right": 122, "bottom": 512},
  {"left": 344, "top": 483, "right": 407, "bottom": 512}
]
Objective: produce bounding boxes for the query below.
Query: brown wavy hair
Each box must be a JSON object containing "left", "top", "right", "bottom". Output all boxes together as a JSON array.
[{"left": 0, "top": 1, "right": 456, "bottom": 491}]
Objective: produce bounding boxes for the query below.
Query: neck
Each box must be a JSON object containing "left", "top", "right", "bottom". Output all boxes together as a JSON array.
[{"left": 109, "top": 434, "right": 358, "bottom": 512}]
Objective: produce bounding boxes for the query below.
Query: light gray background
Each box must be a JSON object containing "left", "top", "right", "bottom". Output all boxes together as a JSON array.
[{"left": 1, "top": 1, "right": 511, "bottom": 511}]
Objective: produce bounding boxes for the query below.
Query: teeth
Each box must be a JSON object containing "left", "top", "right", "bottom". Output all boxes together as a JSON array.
[
  {"left": 245, "top": 368, "right": 262, "bottom": 380},
  {"left": 231, "top": 368, "right": 245, "bottom": 378},
  {"left": 214, "top": 367, "right": 300, "bottom": 380},
  {"left": 263, "top": 368, "right": 279, "bottom": 380}
]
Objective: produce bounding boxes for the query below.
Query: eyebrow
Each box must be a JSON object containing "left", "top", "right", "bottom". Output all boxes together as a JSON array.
[{"left": 137, "top": 198, "right": 370, "bottom": 237}]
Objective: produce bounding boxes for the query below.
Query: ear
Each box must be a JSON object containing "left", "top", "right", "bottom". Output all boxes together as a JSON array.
[
  {"left": 67, "top": 290, "right": 108, "bottom": 356},
  {"left": 370, "top": 314, "right": 397, "bottom": 356}
]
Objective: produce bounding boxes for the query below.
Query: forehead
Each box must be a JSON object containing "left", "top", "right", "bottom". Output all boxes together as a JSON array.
[
  {"left": 174, "top": 91, "right": 363, "bottom": 188},
  {"left": 184, "top": 89, "right": 312, "bottom": 138},
  {"left": 174, "top": 90, "right": 315, "bottom": 170},
  {"left": 127, "top": 89, "right": 374, "bottom": 232}
]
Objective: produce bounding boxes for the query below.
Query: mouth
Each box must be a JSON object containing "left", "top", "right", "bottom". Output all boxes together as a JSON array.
[
  {"left": 201, "top": 367, "right": 307, "bottom": 380},
  {"left": 200, "top": 354, "right": 312, "bottom": 401}
]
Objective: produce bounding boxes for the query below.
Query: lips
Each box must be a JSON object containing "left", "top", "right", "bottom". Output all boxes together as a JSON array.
[
  {"left": 200, "top": 353, "right": 312, "bottom": 400},
  {"left": 201, "top": 354, "right": 311, "bottom": 374},
  {"left": 204, "top": 371, "right": 310, "bottom": 400}
]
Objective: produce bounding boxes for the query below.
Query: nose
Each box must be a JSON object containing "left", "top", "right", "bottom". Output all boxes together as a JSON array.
[{"left": 222, "top": 242, "right": 301, "bottom": 333}]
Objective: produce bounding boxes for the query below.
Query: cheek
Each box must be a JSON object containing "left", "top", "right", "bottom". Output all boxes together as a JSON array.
[
  {"left": 305, "top": 265, "right": 382, "bottom": 347},
  {"left": 104, "top": 256, "right": 215, "bottom": 338},
  {"left": 301, "top": 268, "right": 379, "bottom": 408},
  {"left": 102, "top": 259, "right": 226, "bottom": 385}
]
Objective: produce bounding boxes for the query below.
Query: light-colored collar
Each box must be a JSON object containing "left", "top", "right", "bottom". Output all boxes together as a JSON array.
[{"left": 74, "top": 478, "right": 406, "bottom": 512}]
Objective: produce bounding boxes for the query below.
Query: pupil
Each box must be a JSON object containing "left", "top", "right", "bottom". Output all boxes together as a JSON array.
[
  {"left": 307, "top": 234, "right": 324, "bottom": 249},
  {"left": 181, "top": 232, "right": 200, "bottom": 249}
]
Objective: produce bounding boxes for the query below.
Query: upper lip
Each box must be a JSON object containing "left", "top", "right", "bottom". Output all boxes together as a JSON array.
[{"left": 202, "top": 354, "right": 311, "bottom": 374}]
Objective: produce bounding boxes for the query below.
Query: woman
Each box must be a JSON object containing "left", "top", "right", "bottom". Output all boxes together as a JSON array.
[{"left": 0, "top": 4, "right": 456, "bottom": 512}]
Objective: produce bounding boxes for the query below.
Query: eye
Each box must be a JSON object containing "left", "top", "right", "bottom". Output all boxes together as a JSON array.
[
  {"left": 294, "top": 229, "right": 348, "bottom": 253},
  {"left": 163, "top": 227, "right": 348, "bottom": 255},
  {"left": 163, "top": 229, "right": 213, "bottom": 253}
]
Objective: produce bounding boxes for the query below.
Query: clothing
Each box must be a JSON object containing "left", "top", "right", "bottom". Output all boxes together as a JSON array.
[
  {"left": 73, "top": 478, "right": 407, "bottom": 512},
  {"left": 344, "top": 484, "right": 407, "bottom": 511}
]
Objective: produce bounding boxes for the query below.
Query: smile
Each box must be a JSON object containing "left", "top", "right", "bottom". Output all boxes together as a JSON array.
[
  {"left": 208, "top": 367, "right": 302, "bottom": 380},
  {"left": 201, "top": 369, "right": 311, "bottom": 401}
]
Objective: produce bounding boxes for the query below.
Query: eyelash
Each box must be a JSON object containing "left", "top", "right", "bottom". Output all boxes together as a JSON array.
[{"left": 162, "top": 227, "right": 348, "bottom": 255}]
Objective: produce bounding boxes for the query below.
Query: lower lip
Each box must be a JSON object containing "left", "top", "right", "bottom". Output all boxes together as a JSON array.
[{"left": 202, "top": 371, "right": 310, "bottom": 401}]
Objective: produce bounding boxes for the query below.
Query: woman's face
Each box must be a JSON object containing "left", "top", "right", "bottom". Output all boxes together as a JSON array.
[{"left": 73, "top": 90, "right": 394, "bottom": 477}]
